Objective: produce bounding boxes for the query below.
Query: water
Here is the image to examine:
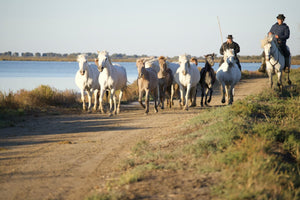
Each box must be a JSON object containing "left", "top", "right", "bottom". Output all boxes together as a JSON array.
[{"left": 0, "top": 61, "right": 299, "bottom": 93}]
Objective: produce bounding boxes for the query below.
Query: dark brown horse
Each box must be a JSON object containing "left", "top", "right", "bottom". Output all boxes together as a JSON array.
[
  {"left": 200, "top": 54, "right": 216, "bottom": 107},
  {"left": 158, "top": 56, "right": 174, "bottom": 108}
]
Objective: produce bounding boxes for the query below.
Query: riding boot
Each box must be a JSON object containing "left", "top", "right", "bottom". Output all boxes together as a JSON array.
[
  {"left": 236, "top": 57, "right": 241, "bottom": 71},
  {"left": 237, "top": 63, "right": 241, "bottom": 71}
]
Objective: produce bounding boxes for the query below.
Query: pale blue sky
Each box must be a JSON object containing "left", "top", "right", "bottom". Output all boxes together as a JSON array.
[{"left": 1, "top": 0, "right": 299, "bottom": 57}]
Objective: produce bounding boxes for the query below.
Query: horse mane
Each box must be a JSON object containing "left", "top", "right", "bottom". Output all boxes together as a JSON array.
[
  {"left": 97, "top": 50, "right": 112, "bottom": 65},
  {"left": 261, "top": 36, "right": 269, "bottom": 48},
  {"left": 136, "top": 58, "right": 145, "bottom": 67},
  {"left": 158, "top": 56, "right": 166, "bottom": 65},
  {"left": 77, "top": 54, "right": 87, "bottom": 63},
  {"left": 179, "top": 54, "right": 190, "bottom": 62},
  {"left": 158, "top": 56, "right": 166, "bottom": 61},
  {"left": 190, "top": 57, "right": 198, "bottom": 65}
]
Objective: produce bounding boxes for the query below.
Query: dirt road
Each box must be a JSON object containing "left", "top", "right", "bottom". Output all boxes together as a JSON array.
[{"left": 0, "top": 78, "right": 268, "bottom": 200}]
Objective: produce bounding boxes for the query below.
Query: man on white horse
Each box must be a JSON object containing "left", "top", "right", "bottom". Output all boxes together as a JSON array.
[
  {"left": 268, "top": 14, "right": 290, "bottom": 72},
  {"left": 219, "top": 35, "right": 241, "bottom": 71}
]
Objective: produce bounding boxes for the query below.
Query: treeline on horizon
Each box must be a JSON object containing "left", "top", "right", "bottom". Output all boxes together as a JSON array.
[{"left": 1, "top": 51, "right": 300, "bottom": 64}]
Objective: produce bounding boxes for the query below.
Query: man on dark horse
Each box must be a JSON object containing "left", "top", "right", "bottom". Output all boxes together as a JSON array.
[
  {"left": 268, "top": 14, "right": 290, "bottom": 72},
  {"left": 219, "top": 35, "right": 242, "bottom": 71}
]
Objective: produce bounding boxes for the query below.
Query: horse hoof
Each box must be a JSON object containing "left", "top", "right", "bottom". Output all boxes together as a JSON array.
[
  {"left": 108, "top": 113, "right": 113, "bottom": 117},
  {"left": 144, "top": 112, "right": 149, "bottom": 115},
  {"left": 221, "top": 99, "right": 225, "bottom": 104},
  {"left": 288, "top": 80, "right": 292, "bottom": 85}
]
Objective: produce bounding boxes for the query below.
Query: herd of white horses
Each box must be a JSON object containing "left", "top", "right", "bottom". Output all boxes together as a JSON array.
[{"left": 75, "top": 34, "right": 291, "bottom": 115}]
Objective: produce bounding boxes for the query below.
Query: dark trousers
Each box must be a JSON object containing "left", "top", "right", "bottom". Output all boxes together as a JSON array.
[{"left": 278, "top": 43, "right": 290, "bottom": 69}]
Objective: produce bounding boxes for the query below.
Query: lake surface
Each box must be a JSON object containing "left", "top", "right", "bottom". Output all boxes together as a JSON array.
[{"left": 0, "top": 61, "right": 299, "bottom": 93}]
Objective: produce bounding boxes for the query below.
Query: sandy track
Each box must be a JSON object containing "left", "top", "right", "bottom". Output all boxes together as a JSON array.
[{"left": 0, "top": 78, "right": 268, "bottom": 200}]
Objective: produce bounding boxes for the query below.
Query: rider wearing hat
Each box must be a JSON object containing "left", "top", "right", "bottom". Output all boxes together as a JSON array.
[
  {"left": 268, "top": 14, "right": 290, "bottom": 71},
  {"left": 219, "top": 35, "right": 241, "bottom": 70}
]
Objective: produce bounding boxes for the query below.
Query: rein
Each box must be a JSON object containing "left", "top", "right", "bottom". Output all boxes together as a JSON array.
[{"left": 268, "top": 42, "right": 280, "bottom": 68}]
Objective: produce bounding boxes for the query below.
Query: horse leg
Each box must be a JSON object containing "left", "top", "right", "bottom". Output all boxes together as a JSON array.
[
  {"left": 184, "top": 84, "right": 191, "bottom": 110},
  {"left": 179, "top": 85, "right": 185, "bottom": 109},
  {"left": 117, "top": 90, "right": 123, "bottom": 114},
  {"left": 205, "top": 87, "right": 209, "bottom": 106},
  {"left": 145, "top": 89, "right": 150, "bottom": 114},
  {"left": 81, "top": 89, "right": 86, "bottom": 111},
  {"left": 170, "top": 84, "right": 174, "bottom": 106},
  {"left": 190, "top": 87, "right": 196, "bottom": 107},
  {"left": 138, "top": 89, "right": 145, "bottom": 109},
  {"left": 167, "top": 85, "right": 172, "bottom": 108},
  {"left": 228, "top": 85, "right": 234, "bottom": 105},
  {"left": 98, "top": 89, "right": 106, "bottom": 113},
  {"left": 160, "top": 84, "right": 165, "bottom": 109},
  {"left": 207, "top": 87, "right": 213, "bottom": 103},
  {"left": 93, "top": 89, "right": 98, "bottom": 111},
  {"left": 221, "top": 83, "right": 226, "bottom": 104},
  {"left": 87, "top": 90, "right": 92, "bottom": 111},
  {"left": 277, "top": 71, "right": 283, "bottom": 91},
  {"left": 287, "top": 69, "right": 292, "bottom": 85},
  {"left": 200, "top": 87, "right": 204, "bottom": 107},
  {"left": 225, "top": 85, "right": 230, "bottom": 104},
  {"left": 109, "top": 89, "right": 117, "bottom": 116},
  {"left": 267, "top": 69, "right": 273, "bottom": 88},
  {"left": 154, "top": 87, "right": 158, "bottom": 113}
]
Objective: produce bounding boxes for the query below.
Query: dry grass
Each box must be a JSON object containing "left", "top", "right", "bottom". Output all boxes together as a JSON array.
[{"left": 89, "top": 68, "right": 300, "bottom": 200}]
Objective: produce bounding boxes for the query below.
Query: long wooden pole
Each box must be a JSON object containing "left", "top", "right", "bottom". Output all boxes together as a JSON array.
[{"left": 217, "top": 16, "right": 225, "bottom": 53}]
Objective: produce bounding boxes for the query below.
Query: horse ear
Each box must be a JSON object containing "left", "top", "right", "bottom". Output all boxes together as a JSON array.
[{"left": 97, "top": 50, "right": 100, "bottom": 54}]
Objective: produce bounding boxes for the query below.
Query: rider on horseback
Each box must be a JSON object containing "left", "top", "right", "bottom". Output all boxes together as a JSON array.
[
  {"left": 219, "top": 35, "right": 241, "bottom": 71},
  {"left": 269, "top": 14, "right": 290, "bottom": 72}
]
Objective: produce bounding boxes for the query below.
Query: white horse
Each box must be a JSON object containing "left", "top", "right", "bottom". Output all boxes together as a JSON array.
[
  {"left": 75, "top": 54, "right": 100, "bottom": 111},
  {"left": 145, "top": 57, "right": 160, "bottom": 73},
  {"left": 261, "top": 34, "right": 291, "bottom": 90},
  {"left": 95, "top": 51, "right": 127, "bottom": 116},
  {"left": 177, "top": 55, "right": 200, "bottom": 110},
  {"left": 216, "top": 49, "right": 241, "bottom": 105}
]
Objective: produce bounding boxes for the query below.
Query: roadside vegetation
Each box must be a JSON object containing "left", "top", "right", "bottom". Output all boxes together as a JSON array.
[
  {"left": 0, "top": 85, "right": 81, "bottom": 127},
  {"left": 0, "top": 80, "right": 140, "bottom": 128},
  {"left": 87, "top": 68, "right": 300, "bottom": 200}
]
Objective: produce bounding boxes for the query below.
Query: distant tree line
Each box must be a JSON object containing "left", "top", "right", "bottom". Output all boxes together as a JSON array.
[{"left": 1, "top": 51, "right": 299, "bottom": 63}]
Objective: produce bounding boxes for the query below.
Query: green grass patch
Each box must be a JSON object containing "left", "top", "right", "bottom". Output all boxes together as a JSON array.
[{"left": 87, "top": 68, "right": 300, "bottom": 199}]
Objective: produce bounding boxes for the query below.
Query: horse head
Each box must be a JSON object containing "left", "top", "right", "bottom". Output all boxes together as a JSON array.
[
  {"left": 158, "top": 56, "right": 167, "bottom": 74},
  {"left": 136, "top": 58, "right": 146, "bottom": 78},
  {"left": 77, "top": 54, "right": 88, "bottom": 75},
  {"left": 224, "top": 49, "right": 235, "bottom": 67},
  {"left": 95, "top": 50, "right": 111, "bottom": 72},
  {"left": 190, "top": 57, "right": 198, "bottom": 66},
  {"left": 205, "top": 53, "right": 215, "bottom": 67},
  {"left": 261, "top": 35, "right": 274, "bottom": 61},
  {"left": 179, "top": 54, "right": 191, "bottom": 75}
]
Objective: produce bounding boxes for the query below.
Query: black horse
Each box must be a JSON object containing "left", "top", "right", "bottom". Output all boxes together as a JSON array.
[{"left": 200, "top": 54, "right": 216, "bottom": 107}]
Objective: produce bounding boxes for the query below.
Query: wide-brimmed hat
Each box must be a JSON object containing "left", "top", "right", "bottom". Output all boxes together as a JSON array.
[
  {"left": 277, "top": 14, "right": 285, "bottom": 20},
  {"left": 227, "top": 35, "right": 233, "bottom": 39}
]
